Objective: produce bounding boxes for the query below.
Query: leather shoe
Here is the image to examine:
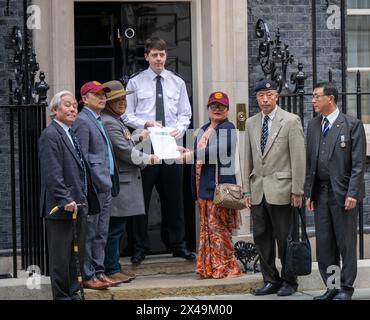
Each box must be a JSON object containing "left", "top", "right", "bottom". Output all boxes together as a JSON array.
[
  {"left": 131, "top": 251, "right": 146, "bottom": 264},
  {"left": 82, "top": 277, "right": 110, "bottom": 290},
  {"left": 277, "top": 283, "right": 297, "bottom": 296},
  {"left": 333, "top": 290, "right": 352, "bottom": 300},
  {"left": 97, "top": 273, "right": 123, "bottom": 287},
  {"left": 313, "top": 289, "right": 339, "bottom": 300},
  {"left": 110, "top": 272, "right": 134, "bottom": 283},
  {"left": 121, "top": 271, "right": 136, "bottom": 280},
  {"left": 172, "top": 248, "right": 196, "bottom": 261},
  {"left": 252, "top": 282, "right": 281, "bottom": 296}
]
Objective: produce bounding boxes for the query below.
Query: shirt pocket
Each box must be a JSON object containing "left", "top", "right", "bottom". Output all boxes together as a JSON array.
[
  {"left": 166, "top": 90, "right": 180, "bottom": 114},
  {"left": 137, "top": 90, "right": 154, "bottom": 101}
]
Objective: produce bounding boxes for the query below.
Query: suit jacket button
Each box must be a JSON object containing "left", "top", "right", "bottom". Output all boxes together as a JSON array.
[{"left": 138, "top": 176, "right": 141, "bottom": 180}]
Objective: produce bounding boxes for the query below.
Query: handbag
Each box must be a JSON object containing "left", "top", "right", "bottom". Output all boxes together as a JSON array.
[
  {"left": 213, "top": 162, "right": 246, "bottom": 211},
  {"left": 285, "top": 207, "right": 312, "bottom": 276}
]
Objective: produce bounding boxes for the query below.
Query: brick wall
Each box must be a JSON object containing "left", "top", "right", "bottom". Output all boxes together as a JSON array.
[{"left": 0, "top": 0, "right": 23, "bottom": 250}]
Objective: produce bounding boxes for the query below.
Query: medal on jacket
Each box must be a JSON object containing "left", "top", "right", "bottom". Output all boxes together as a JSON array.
[
  {"left": 340, "top": 135, "right": 346, "bottom": 148},
  {"left": 124, "top": 128, "right": 132, "bottom": 140}
]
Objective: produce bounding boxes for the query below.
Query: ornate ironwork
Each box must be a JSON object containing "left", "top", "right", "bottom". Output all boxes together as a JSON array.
[
  {"left": 290, "top": 62, "right": 307, "bottom": 94},
  {"left": 255, "top": 19, "right": 294, "bottom": 93},
  {"left": 10, "top": 26, "right": 49, "bottom": 105},
  {"left": 234, "top": 241, "right": 260, "bottom": 273}
]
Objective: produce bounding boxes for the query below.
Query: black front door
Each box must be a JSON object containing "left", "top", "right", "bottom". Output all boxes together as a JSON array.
[{"left": 74, "top": 2, "right": 195, "bottom": 255}]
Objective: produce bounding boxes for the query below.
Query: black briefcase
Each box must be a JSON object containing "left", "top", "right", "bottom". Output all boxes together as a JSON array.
[{"left": 285, "top": 207, "right": 312, "bottom": 276}]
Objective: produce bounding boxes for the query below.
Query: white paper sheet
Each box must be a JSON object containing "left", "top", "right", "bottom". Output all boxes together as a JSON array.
[{"left": 148, "top": 127, "right": 181, "bottom": 159}]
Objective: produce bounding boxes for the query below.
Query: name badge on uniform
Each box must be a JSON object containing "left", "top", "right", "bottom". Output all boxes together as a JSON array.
[{"left": 340, "top": 135, "right": 346, "bottom": 148}]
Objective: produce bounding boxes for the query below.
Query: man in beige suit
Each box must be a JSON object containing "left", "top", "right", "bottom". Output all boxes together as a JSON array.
[{"left": 245, "top": 79, "right": 305, "bottom": 296}]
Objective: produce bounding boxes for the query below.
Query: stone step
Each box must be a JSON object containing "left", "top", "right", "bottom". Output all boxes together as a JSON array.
[
  {"left": 84, "top": 273, "right": 263, "bottom": 300},
  {"left": 119, "top": 254, "right": 196, "bottom": 277}
]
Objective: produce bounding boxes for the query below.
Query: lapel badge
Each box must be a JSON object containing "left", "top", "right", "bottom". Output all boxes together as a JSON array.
[{"left": 340, "top": 135, "right": 346, "bottom": 148}]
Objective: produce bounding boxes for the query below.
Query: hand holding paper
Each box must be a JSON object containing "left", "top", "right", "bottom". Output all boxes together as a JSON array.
[{"left": 148, "top": 127, "right": 181, "bottom": 159}]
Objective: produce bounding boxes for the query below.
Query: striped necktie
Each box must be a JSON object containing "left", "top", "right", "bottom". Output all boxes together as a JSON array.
[
  {"left": 322, "top": 117, "right": 330, "bottom": 138},
  {"left": 261, "top": 115, "right": 269, "bottom": 154}
]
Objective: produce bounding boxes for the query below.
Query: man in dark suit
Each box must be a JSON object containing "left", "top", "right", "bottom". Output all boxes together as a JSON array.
[
  {"left": 39, "top": 91, "right": 100, "bottom": 299},
  {"left": 72, "top": 81, "right": 121, "bottom": 289},
  {"left": 305, "top": 82, "right": 367, "bottom": 300}
]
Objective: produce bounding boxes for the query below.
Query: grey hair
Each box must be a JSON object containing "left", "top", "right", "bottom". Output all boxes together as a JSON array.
[{"left": 49, "top": 90, "right": 75, "bottom": 119}]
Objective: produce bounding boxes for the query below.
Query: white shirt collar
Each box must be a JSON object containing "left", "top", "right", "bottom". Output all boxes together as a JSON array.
[
  {"left": 323, "top": 107, "right": 339, "bottom": 126},
  {"left": 262, "top": 106, "right": 278, "bottom": 121},
  {"left": 147, "top": 67, "right": 168, "bottom": 81},
  {"left": 54, "top": 119, "right": 71, "bottom": 132}
]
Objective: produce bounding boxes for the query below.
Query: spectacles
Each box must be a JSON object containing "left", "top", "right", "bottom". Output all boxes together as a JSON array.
[
  {"left": 208, "top": 104, "right": 228, "bottom": 111},
  {"left": 111, "top": 97, "right": 126, "bottom": 103},
  {"left": 312, "top": 94, "right": 328, "bottom": 100}
]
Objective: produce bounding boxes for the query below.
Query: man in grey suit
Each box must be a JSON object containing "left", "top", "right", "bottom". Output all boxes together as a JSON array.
[
  {"left": 39, "top": 91, "right": 100, "bottom": 299},
  {"left": 245, "top": 79, "right": 306, "bottom": 296},
  {"left": 101, "top": 80, "right": 159, "bottom": 283},
  {"left": 306, "top": 82, "right": 367, "bottom": 300},
  {"left": 72, "top": 81, "right": 121, "bottom": 289}
]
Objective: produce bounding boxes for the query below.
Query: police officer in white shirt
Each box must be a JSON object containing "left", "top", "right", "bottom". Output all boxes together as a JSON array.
[{"left": 125, "top": 37, "right": 195, "bottom": 264}]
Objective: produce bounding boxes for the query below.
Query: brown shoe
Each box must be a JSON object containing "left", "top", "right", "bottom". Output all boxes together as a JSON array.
[
  {"left": 120, "top": 271, "right": 136, "bottom": 281},
  {"left": 110, "top": 272, "right": 135, "bottom": 283},
  {"left": 82, "top": 277, "right": 110, "bottom": 290},
  {"left": 97, "top": 273, "right": 123, "bottom": 287}
]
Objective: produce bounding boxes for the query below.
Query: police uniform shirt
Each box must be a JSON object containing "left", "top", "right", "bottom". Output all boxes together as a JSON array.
[{"left": 125, "top": 68, "right": 192, "bottom": 135}]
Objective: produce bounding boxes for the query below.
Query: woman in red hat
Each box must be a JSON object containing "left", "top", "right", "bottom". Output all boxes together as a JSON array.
[{"left": 181, "top": 91, "right": 241, "bottom": 279}]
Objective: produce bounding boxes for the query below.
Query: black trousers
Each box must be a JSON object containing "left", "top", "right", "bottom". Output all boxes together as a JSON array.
[
  {"left": 46, "top": 214, "right": 86, "bottom": 300},
  {"left": 251, "top": 197, "right": 298, "bottom": 287},
  {"left": 132, "top": 163, "right": 186, "bottom": 253},
  {"left": 313, "top": 183, "right": 357, "bottom": 293}
]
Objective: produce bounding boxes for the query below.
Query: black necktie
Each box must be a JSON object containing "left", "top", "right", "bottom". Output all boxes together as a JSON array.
[
  {"left": 261, "top": 115, "right": 269, "bottom": 154},
  {"left": 69, "top": 129, "right": 88, "bottom": 195},
  {"left": 156, "top": 75, "right": 165, "bottom": 126}
]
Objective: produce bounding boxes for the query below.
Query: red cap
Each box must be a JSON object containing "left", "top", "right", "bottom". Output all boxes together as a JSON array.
[
  {"left": 80, "top": 81, "right": 111, "bottom": 97},
  {"left": 207, "top": 91, "right": 229, "bottom": 107}
]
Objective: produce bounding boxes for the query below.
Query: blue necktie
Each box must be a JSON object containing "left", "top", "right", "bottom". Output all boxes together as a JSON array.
[
  {"left": 261, "top": 115, "right": 269, "bottom": 154},
  {"left": 322, "top": 117, "right": 330, "bottom": 138},
  {"left": 97, "top": 117, "right": 115, "bottom": 175},
  {"left": 69, "top": 129, "right": 88, "bottom": 195}
]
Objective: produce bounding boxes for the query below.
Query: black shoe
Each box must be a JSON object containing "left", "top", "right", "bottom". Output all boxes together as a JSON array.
[
  {"left": 277, "top": 283, "right": 297, "bottom": 296},
  {"left": 252, "top": 282, "right": 281, "bottom": 296},
  {"left": 172, "top": 248, "right": 196, "bottom": 261},
  {"left": 131, "top": 251, "right": 146, "bottom": 265},
  {"left": 333, "top": 290, "right": 352, "bottom": 300},
  {"left": 313, "top": 289, "right": 339, "bottom": 300}
]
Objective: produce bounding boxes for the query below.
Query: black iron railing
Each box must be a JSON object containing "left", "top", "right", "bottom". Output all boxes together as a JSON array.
[{"left": 0, "top": 103, "right": 48, "bottom": 277}]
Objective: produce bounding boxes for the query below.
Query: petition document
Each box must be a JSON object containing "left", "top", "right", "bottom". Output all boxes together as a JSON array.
[{"left": 148, "top": 127, "right": 180, "bottom": 159}]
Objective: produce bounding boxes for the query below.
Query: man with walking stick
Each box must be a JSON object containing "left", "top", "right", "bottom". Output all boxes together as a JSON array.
[{"left": 39, "top": 91, "right": 100, "bottom": 300}]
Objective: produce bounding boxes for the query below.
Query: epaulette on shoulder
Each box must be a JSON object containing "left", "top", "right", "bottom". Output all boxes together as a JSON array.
[
  {"left": 169, "top": 69, "right": 185, "bottom": 81},
  {"left": 129, "top": 69, "right": 144, "bottom": 79}
]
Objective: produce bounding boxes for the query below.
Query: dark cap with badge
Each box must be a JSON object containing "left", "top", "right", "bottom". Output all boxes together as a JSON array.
[{"left": 254, "top": 79, "right": 278, "bottom": 93}]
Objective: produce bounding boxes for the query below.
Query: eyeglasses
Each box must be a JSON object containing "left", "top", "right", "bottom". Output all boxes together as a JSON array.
[
  {"left": 208, "top": 104, "right": 228, "bottom": 111},
  {"left": 312, "top": 94, "right": 328, "bottom": 100}
]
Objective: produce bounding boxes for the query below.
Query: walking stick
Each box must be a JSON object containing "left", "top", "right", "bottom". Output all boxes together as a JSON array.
[{"left": 50, "top": 203, "right": 88, "bottom": 300}]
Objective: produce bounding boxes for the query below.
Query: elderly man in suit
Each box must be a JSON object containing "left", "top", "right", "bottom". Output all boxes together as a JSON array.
[
  {"left": 306, "top": 82, "right": 366, "bottom": 300},
  {"left": 101, "top": 80, "right": 159, "bottom": 283},
  {"left": 245, "top": 79, "right": 305, "bottom": 296},
  {"left": 39, "top": 91, "right": 100, "bottom": 299},
  {"left": 72, "top": 81, "right": 121, "bottom": 289}
]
